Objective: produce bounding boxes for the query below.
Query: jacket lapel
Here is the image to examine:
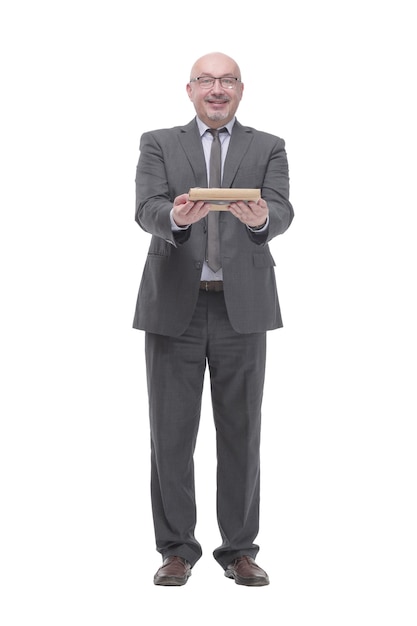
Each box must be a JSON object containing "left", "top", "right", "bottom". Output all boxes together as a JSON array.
[
  {"left": 222, "top": 120, "right": 254, "bottom": 188},
  {"left": 178, "top": 120, "right": 208, "bottom": 187}
]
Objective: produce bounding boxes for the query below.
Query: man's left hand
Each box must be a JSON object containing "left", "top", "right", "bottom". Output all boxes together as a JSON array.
[{"left": 227, "top": 199, "right": 268, "bottom": 229}]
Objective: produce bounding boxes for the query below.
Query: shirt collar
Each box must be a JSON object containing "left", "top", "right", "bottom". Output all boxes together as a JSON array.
[{"left": 196, "top": 116, "right": 235, "bottom": 137}]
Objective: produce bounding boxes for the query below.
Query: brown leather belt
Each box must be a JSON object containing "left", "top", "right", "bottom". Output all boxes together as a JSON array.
[{"left": 199, "top": 281, "right": 224, "bottom": 292}]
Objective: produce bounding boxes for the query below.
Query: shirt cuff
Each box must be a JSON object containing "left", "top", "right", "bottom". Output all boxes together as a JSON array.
[
  {"left": 247, "top": 215, "right": 269, "bottom": 232},
  {"left": 170, "top": 208, "right": 190, "bottom": 231}
]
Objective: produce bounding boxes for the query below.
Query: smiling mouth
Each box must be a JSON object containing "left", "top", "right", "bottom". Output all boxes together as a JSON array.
[{"left": 206, "top": 97, "right": 229, "bottom": 104}]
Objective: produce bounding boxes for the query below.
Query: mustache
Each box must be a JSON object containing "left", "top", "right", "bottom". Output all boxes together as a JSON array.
[{"left": 204, "top": 95, "right": 230, "bottom": 103}]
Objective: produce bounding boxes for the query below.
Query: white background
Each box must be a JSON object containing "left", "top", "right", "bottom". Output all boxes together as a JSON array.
[{"left": 1, "top": 0, "right": 416, "bottom": 624}]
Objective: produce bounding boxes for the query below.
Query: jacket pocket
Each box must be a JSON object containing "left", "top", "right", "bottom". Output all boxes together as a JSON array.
[
  {"left": 253, "top": 251, "right": 276, "bottom": 268},
  {"left": 148, "top": 238, "right": 171, "bottom": 258}
]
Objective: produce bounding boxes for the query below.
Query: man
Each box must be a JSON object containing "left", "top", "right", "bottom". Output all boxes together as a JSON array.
[{"left": 133, "top": 52, "right": 294, "bottom": 586}]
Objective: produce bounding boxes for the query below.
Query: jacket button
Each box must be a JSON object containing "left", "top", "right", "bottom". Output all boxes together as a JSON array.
[{"left": 194, "top": 261, "right": 202, "bottom": 270}]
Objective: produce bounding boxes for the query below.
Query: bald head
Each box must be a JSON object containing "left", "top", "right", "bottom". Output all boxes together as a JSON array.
[{"left": 190, "top": 52, "right": 241, "bottom": 82}]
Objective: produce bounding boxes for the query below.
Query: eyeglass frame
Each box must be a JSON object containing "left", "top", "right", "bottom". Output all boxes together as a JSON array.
[{"left": 189, "top": 76, "right": 242, "bottom": 89}]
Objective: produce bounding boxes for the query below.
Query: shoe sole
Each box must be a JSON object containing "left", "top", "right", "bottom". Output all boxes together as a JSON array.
[
  {"left": 224, "top": 570, "right": 269, "bottom": 586},
  {"left": 154, "top": 572, "right": 191, "bottom": 586}
]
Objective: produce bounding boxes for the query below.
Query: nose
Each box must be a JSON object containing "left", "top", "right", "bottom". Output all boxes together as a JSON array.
[{"left": 211, "top": 78, "right": 225, "bottom": 91}]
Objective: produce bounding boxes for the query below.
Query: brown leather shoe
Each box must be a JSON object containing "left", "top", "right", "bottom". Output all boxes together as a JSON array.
[
  {"left": 153, "top": 556, "right": 191, "bottom": 586},
  {"left": 225, "top": 556, "right": 270, "bottom": 586}
]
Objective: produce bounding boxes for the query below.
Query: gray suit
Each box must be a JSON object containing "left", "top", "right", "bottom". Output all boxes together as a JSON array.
[
  {"left": 133, "top": 117, "right": 294, "bottom": 569},
  {"left": 133, "top": 118, "right": 293, "bottom": 336}
]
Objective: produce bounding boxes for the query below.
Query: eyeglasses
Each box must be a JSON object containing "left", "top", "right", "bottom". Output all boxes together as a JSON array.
[{"left": 190, "top": 76, "right": 241, "bottom": 90}]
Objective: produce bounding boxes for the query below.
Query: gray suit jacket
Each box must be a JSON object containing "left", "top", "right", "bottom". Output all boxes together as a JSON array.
[{"left": 133, "top": 118, "right": 294, "bottom": 336}]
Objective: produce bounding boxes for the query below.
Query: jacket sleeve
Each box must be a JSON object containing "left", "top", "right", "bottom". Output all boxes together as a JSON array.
[
  {"left": 261, "top": 136, "right": 294, "bottom": 242},
  {"left": 135, "top": 131, "right": 179, "bottom": 245}
]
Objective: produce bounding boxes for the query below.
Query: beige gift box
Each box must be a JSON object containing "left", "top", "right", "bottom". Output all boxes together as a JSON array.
[{"left": 188, "top": 188, "right": 261, "bottom": 210}]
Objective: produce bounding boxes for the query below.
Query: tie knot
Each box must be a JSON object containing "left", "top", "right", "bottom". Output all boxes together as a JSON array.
[{"left": 208, "top": 127, "right": 227, "bottom": 138}]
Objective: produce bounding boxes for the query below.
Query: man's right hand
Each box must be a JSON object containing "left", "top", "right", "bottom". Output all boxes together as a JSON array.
[{"left": 172, "top": 193, "right": 210, "bottom": 227}]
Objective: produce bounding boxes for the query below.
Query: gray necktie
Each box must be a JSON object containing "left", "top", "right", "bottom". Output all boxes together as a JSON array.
[{"left": 207, "top": 128, "right": 225, "bottom": 272}]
